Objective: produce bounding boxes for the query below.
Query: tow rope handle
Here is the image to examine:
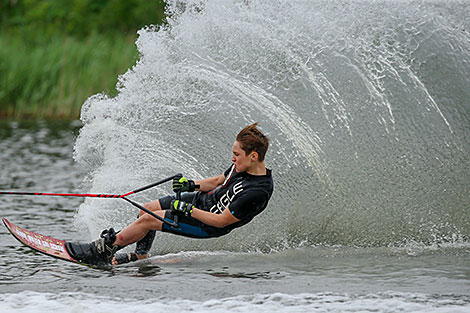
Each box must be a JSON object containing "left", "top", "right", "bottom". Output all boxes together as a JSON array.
[{"left": 172, "top": 174, "right": 183, "bottom": 229}]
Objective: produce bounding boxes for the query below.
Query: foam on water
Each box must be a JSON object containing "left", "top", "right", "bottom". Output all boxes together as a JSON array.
[
  {"left": 1, "top": 291, "right": 469, "bottom": 313},
  {"left": 73, "top": 0, "right": 470, "bottom": 251}
]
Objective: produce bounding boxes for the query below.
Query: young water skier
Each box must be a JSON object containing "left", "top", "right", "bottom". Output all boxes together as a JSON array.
[{"left": 65, "top": 123, "right": 274, "bottom": 265}]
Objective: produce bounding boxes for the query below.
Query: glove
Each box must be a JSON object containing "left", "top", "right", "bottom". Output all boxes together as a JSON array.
[
  {"left": 171, "top": 199, "right": 194, "bottom": 217},
  {"left": 173, "top": 175, "right": 197, "bottom": 193}
]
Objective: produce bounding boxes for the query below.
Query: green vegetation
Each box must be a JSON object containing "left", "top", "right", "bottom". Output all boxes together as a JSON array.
[
  {"left": 1, "top": 33, "right": 139, "bottom": 119},
  {"left": 1, "top": 0, "right": 166, "bottom": 119}
]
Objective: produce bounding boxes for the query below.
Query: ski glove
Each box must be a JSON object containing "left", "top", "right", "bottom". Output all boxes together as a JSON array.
[
  {"left": 171, "top": 200, "right": 194, "bottom": 217},
  {"left": 173, "top": 176, "right": 197, "bottom": 193}
]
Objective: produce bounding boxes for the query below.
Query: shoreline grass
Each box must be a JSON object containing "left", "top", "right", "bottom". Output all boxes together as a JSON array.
[{"left": 0, "top": 33, "right": 139, "bottom": 120}]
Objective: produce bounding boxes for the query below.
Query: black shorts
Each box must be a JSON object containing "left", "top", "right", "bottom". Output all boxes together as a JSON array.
[{"left": 158, "top": 192, "right": 227, "bottom": 238}]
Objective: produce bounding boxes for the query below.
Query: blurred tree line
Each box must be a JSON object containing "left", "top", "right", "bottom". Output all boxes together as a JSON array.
[{"left": 1, "top": 0, "right": 166, "bottom": 39}]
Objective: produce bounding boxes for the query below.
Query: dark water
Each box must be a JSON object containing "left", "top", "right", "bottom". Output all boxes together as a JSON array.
[{"left": 2, "top": 0, "right": 470, "bottom": 311}]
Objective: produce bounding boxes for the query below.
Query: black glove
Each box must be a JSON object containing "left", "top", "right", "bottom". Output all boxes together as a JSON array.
[
  {"left": 171, "top": 199, "right": 194, "bottom": 217},
  {"left": 173, "top": 175, "right": 197, "bottom": 193}
]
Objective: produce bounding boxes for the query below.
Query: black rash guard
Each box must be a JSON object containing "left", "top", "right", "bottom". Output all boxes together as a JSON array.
[{"left": 197, "top": 164, "right": 274, "bottom": 236}]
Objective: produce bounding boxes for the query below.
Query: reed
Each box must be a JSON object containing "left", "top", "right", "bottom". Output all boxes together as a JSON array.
[{"left": 0, "top": 33, "right": 138, "bottom": 119}]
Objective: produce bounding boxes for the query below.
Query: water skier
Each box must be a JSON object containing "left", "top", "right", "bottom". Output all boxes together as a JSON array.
[{"left": 66, "top": 123, "right": 274, "bottom": 265}]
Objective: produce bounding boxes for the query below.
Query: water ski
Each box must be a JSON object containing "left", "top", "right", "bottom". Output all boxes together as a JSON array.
[{"left": 2, "top": 217, "right": 103, "bottom": 268}]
